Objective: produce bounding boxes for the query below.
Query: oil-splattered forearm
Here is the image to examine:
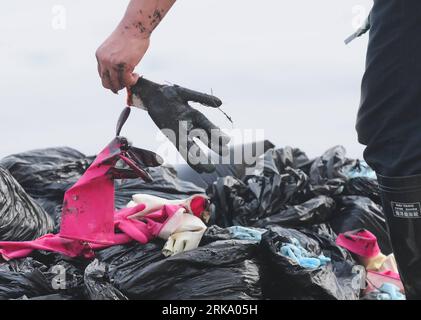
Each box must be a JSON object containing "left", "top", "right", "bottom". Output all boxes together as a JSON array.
[{"left": 118, "top": 0, "right": 176, "bottom": 39}]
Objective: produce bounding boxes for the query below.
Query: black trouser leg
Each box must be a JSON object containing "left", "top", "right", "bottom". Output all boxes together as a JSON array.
[
  {"left": 356, "top": 0, "right": 421, "bottom": 299},
  {"left": 377, "top": 174, "right": 421, "bottom": 299}
]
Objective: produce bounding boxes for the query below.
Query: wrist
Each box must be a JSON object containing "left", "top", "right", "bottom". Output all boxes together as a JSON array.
[
  {"left": 116, "top": 24, "right": 151, "bottom": 42},
  {"left": 117, "top": 14, "right": 153, "bottom": 40}
]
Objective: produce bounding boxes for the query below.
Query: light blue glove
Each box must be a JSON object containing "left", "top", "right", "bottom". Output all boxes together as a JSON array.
[
  {"left": 280, "top": 238, "right": 331, "bottom": 269},
  {"left": 227, "top": 226, "right": 266, "bottom": 242},
  {"left": 377, "top": 283, "right": 405, "bottom": 300}
]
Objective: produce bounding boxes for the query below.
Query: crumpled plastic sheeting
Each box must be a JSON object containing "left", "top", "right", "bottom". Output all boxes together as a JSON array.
[
  {"left": 207, "top": 146, "right": 358, "bottom": 228},
  {"left": 207, "top": 145, "right": 390, "bottom": 253},
  {"left": 343, "top": 177, "right": 381, "bottom": 205},
  {"left": 85, "top": 242, "right": 165, "bottom": 299},
  {"left": 254, "top": 195, "right": 336, "bottom": 228},
  {"left": 259, "top": 225, "right": 365, "bottom": 300},
  {"left": 92, "top": 239, "right": 263, "bottom": 300},
  {"left": 174, "top": 140, "right": 277, "bottom": 189},
  {"left": 341, "top": 160, "right": 376, "bottom": 180},
  {"left": 305, "top": 146, "right": 350, "bottom": 196},
  {"left": 0, "top": 147, "right": 93, "bottom": 228},
  {"left": 256, "top": 146, "right": 311, "bottom": 175},
  {"left": 84, "top": 259, "right": 128, "bottom": 300},
  {"left": 0, "top": 255, "right": 86, "bottom": 300},
  {"left": 207, "top": 152, "right": 310, "bottom": 227},
  {"left": 0, "top": 167, "right": 54, "bottom": 241},
  {"left": 309, "top": 146, "right": 355, "bottom": 186}
]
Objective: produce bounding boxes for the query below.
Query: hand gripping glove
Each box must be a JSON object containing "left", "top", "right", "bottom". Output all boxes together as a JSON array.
[
  {"left": 128, "top": 77, "right": 231, "bottom": 173},
  {"left": 126, "top": 193, "right": 209, "bottom": 219}
]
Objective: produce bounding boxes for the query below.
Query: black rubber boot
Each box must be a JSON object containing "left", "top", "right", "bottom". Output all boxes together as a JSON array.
[{"left": 377, "top": 173, "right": 421, "bottom": 299}]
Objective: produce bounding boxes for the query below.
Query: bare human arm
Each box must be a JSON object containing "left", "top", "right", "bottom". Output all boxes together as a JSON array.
[{"left": 96, "top": 0, "right": 176, "bottom": 93}]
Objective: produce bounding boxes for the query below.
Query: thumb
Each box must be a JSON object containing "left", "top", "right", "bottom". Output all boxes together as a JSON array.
[{"left": 126, "top": 72, "right": 139, "bottom": 87}]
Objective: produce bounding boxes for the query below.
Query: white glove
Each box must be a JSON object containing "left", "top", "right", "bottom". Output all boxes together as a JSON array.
[
  {"left": 126, "top": 193, "right": 208, "bottom": 219},
  {"left": 162, "top": 214, "right": 207, "bottom": 257}
]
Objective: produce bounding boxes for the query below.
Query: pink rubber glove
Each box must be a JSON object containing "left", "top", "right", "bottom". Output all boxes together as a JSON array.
[
  {"left": 60, "top": 137, "right": 161, "bottom": 245},
  {"left": 89, "top": 203, "right": 183, "bottom": 251},
  {"left": 136, "top": 204, "right": 186, "bottom": 240},
  {"left": 0, "top": 234, "right": 94, "bottom": 261}
]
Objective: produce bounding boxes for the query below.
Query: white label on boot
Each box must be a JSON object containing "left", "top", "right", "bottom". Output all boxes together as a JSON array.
[{"left": 391, "top": 202, "right": 421, "bottom": 218}]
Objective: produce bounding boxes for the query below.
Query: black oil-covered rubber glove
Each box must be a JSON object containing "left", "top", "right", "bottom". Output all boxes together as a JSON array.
[{"left": 128, "top": 77, "right": 230, "bottom": 173}]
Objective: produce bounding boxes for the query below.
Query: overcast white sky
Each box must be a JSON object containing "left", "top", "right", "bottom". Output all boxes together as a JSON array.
[{"left": 0, "top": 0, "right": 372, "bottom": 161}]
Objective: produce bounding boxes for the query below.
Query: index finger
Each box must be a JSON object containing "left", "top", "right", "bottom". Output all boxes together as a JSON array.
[{"left": 115, "top": 64, "right": 139, "bottom": 89}]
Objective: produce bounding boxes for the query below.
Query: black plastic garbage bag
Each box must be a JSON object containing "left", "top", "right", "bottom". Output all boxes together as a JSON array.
[
  {"left": 119, "top": 241, "right": 262, "bottom": 300},
  {"left": 309, "top": 146, "right": 355, "bottom": 184},
  {"left": 298, "top": 222, "right": 338, "bottom": 244},
  {"left": 90, "top": 241, "right": 165, "bottom": 299},
  {"left": 254, "top": 151, "right": 311, "bottom": 206},
  {"left": 267, "top": 146, "right": 310, "bottom": 173},
  {"left": 175, "top": 163, "right": 237, "bottom": 190},
  {"left": 94, "top": 239, "right": 262, "bottom": 300},
  {"left": 308, "top": 146, "right": 355, "bottom": 196},
  {"left": 207, "top": 176, "right": 258, "bottom": 227},
  {"left": 200, "top": 225, "right": 237, "bottom": 245},
  {"left": 343, "top": 177, "right": 381, "bottom": 205},
  {"left": 259, "top": 225, "right": 364, "bottom": 300},
  {"left": 44, "top": 258, "right": 86, "bottom": 299},
  {"left": 114, "top": 165, "right": 205, "bottom": 209},
  {"left": 84, "top": 259, "right": 128, "bottom": 300},
  {"left": 207, "top": 149, "right": 310, "bottom": 227},
  {"left": 0, "top": 256, "right": 85, "bottom": 300},
  {"left": 0, "top": 258, "right": 52, "bottom": 300},
  {"left": 0, "top": 167, "right": 54, "bottom": 241},
  {"left": 0, "top": 147, "right": 92, "bottom": 222},
  {"left": 329, "top": 196, "right": 392, "bottom": 254},
  {"left": 174, "top": 140, "right": 275, "bottom": 188},
  {"left": 254, "top": 195, "right": 336, "bottom": 228}
]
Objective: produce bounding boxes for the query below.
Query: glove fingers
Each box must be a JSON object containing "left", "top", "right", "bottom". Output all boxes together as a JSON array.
[
  {"left": 127, "top": 147, "right": 163, "bottom": 167},
  {"left": 192, "top": 111, "right": 230, "bottom": 156},
  {"left": 162, "top": 236, "right": 176, "bottom": 257},
  {"left": 119, "top": 154, "right": 154, "bottom": 182},
  {"left": 150, "top": 115, "right": 214, "bottom": 173},
  {"left": 173, "top": 238, "right": 187, "bottom": 255},
  {"left": 126, "top": 200, "right": 137, "bottom": 208},
  {"left": 175, "top": 86, "right": 222, "bottom": 108},
  {"left": 184, "top": 139, "right": 215, "bottom": 174},
  {"left": 183, "top": 242, "right": 198, "bottom": 252},
  {"left": 116, "top": 107, "right": 131, "bottom": 137},
  {"left": 109, "top": 167, "right": 139, "bottom": 179},
  {"left": 182, "top": 233, "right": 201, "bottom": 252}
]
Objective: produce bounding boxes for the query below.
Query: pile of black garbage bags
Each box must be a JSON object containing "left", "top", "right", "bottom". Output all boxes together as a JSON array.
[{"left": 0, "top": 143, "right": 391, "bottom": 300}]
